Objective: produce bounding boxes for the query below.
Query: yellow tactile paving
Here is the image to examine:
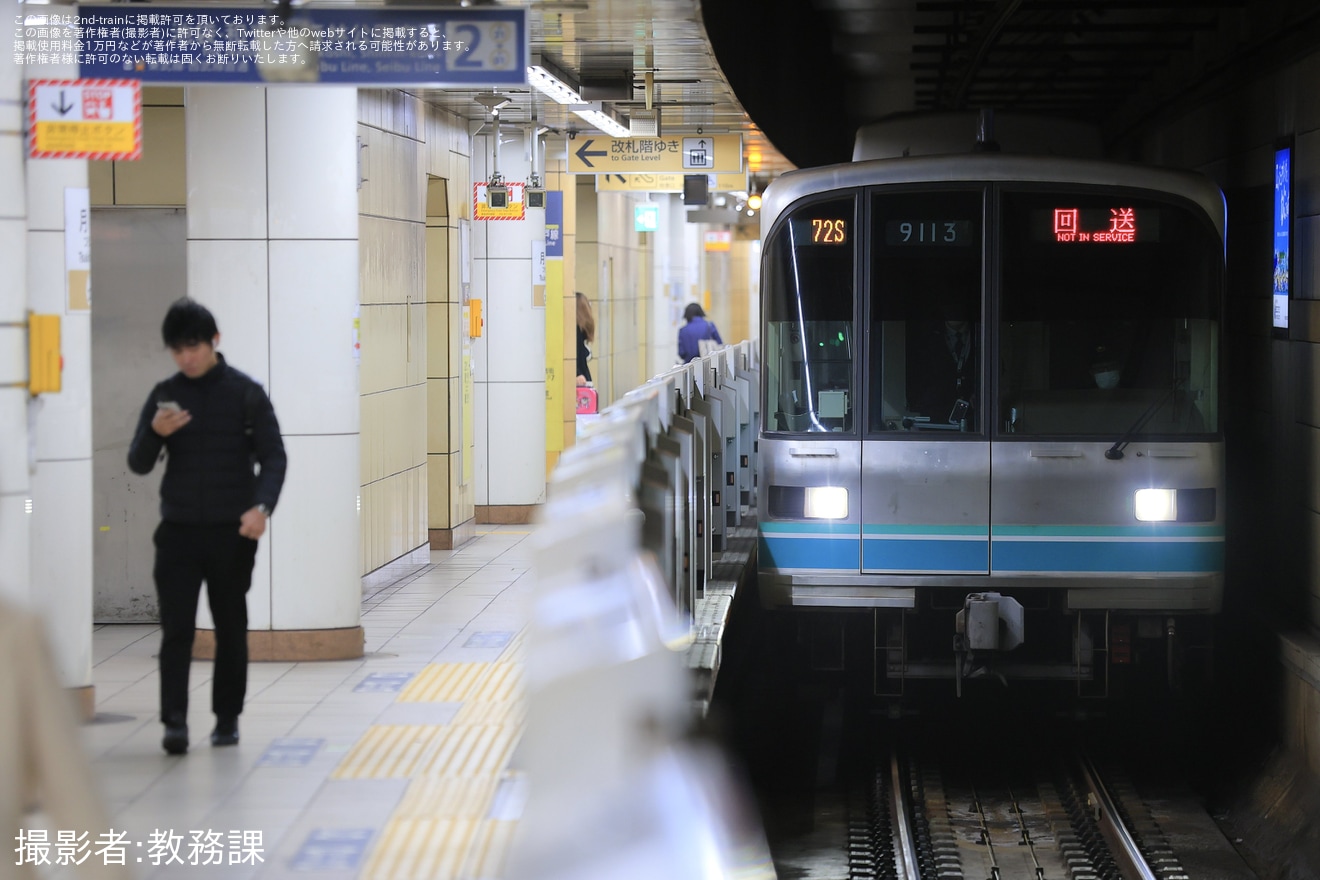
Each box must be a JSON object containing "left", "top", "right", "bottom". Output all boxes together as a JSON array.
[
  {"left": 392, "top": 777, "right": 499, "bottom": 820},
  {"left": 416, "top": 724, "right": 520, "bottom": 779},
  {"left": 349, "top": 625, "right": 531, "bottom": 875},
  {"left": 331, "top": 724, "right": 445, "bottom": 779},
  {"left": 459, "top": 820, "right": 520, "bottom": 880},
  {"left": 360, "top": 818, "right": 478, "bottom": 880},
  {"left": 452, "top": 699, "right": 526, "bottom": 727},
  {"left": 469, "top": 661, "right": 523, "bottom": 703},
  {"left": 499, "top": 631, "right": 527, "bottom": 662},
  {"left": 398, "top": 662, "right": 491, "bottom": 703}
]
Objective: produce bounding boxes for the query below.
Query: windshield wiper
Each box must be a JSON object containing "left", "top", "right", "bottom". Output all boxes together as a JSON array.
[{"left": 1105, "top": 382, "right": 1182, "bottom": 461}]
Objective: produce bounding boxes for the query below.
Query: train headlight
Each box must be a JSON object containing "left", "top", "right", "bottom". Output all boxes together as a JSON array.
[
  {"left": 804, "top": 487, "right": 848, "bottom": 519},
  {"left": 1134, "top": 488, "right": 1177, "bottom": 522}
]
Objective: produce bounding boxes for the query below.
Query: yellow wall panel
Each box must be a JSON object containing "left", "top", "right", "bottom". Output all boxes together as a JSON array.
[
  {"left": 360, "top": 393, "right": 377, "bottom": 485},
  {"left": 447, "top": 303, "right": 461, "bottom": 379},
  {"left": 407, "top": 301, "right": 426, "bottom": 387},
  {"left": 428, "top": 378, "right": 450, "bottom": 456},
  {"left": 89, "top": 160, "right": 113, "bottom": 206},
  {"left": 428, "top": 452, "right": 451, "bottom": 529},
  {"left": 114, "top": 106, "right": 185, "bottom": 206},
  {"left": 425, "top": 227, "right": 450, "bottom": 305},
  {"left": 143, "top": 87, "right": 183, "bottom": 106},
  {"left": 448, "top": 376, "right": 462, "bottom": 455},
  {"left": 426, "top": 302, "right": 449, "bottom": 378}
]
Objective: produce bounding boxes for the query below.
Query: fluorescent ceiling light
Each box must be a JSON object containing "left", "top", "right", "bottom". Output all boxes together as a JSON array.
[
  {"left": 527, "top": 64, "right": 582, "bottom": 105},
  {"left": 572, "top": 103, "right": 630, "bottom": 138}
]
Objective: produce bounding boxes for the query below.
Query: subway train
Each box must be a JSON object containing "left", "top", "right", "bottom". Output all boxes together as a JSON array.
[{"left": 755, "top": 118, "right": 1226, "bottom": 699}]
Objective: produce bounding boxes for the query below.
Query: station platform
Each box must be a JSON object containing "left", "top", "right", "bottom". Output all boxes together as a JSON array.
[
  {"left": 79, "top": 519, "right": 755, "bottom": 879},
  {"left": 82, "top": 527, "right": 534, "bottom": 880}
]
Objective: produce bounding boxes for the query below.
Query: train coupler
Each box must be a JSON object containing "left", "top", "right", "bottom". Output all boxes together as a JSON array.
[{"left": 953, "top": 592, "right": 1025, "bottom": 696}]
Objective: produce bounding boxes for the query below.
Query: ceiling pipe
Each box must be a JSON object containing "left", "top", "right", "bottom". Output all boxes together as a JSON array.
[{"left": 951, "top": 0, "right": 1025, "bottom": 109}]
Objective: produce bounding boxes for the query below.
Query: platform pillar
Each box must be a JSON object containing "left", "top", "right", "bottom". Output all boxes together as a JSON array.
[
  {"left": 185, "top": 86, "right": 363, "bottom": 659},
  {"left": 471, "top": 128, "right": 547, "bottom": 522},
  {"left": 0, "top": 0, "right": 31, "bottom": 610},
  {"left": 8, "top": 6, "right": 98, "bottom": 716}
]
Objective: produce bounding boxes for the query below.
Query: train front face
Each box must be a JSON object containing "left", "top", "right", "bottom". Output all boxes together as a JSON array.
[{"left": 756, "top": 159, "right": 1226, "bottom": 694}]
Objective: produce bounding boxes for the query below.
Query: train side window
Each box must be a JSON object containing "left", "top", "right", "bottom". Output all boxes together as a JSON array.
[
  {"left": 999, "top": 192, "right": 1221, "bottom": 437},
  {"left": 763, "top": 197, "right": 856, "bottom": 433},
  {"left": 868, "top": 190, "right": 984, "bottom": 434}
]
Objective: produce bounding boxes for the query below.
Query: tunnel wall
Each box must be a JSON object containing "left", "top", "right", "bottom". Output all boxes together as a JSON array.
[{"left": 1126, "top": 48, "right": 1320, "bottom": 774}]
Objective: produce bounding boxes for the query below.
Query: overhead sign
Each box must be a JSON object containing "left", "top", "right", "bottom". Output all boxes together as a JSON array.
[
  {"left": 596, "top": 172, "right": 748, "bottom": 194},
  {"left": 567, "top": 135, "right": 743, "bottom": 174},
  {"left": 28, "top": 79, "right": 141, "bottom": 160},
  {"left": 73, "top": 5, "right": 527, "bottom": 86}
]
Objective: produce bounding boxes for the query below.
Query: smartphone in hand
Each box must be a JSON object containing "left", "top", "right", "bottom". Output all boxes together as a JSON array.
[{"left": 157, "top": 400, "right": 182, "bottom": 413}]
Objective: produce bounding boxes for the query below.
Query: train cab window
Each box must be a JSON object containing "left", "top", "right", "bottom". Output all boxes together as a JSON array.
[
  {"left": 868, "top": 190, "right": 984, "bottom": 434},
  {"left": 999, "top": 191, "right": 1222, "bottom": 438},
  {"left": 763, "top": 197, "right": 856, "bottom": 433}
]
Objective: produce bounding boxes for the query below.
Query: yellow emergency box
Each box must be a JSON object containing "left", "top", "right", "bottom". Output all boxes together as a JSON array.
[{"left": 28, "top": 313, "right": 61, "bottom": 395}]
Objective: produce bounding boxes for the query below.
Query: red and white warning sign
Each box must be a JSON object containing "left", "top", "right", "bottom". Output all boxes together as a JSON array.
[{"left": 28, "top": 79, "right": 142, "bottom": 160}]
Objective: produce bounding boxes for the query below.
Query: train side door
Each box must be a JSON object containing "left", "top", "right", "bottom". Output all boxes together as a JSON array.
[{"left": 861, "top": 189, "right": 991, "bottom": 575}]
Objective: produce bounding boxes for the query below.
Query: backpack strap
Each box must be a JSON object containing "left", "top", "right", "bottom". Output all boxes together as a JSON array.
[{"left": 243, "top": 382, "right": 261, "bottom": 437}]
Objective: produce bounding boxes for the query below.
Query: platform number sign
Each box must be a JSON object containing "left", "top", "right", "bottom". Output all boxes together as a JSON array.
[{"left": 444, "top": 18, "right": 519, "bottom": 73}]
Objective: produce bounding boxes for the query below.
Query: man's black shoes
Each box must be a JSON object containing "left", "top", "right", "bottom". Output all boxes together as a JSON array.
[
  {"left": 210, "top": 716, "right": 239, "bottom": 747},
  {"left": 162, "top": 721, "right": 189, "bottom": 755}
]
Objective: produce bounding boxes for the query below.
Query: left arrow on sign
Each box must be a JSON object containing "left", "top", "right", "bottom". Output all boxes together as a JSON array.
[
  {"left": 574, "top": 139, "right": 608, "bottom": 168},
  {"left": 52, "top": 90, "right": 74, "bottom": 116}
]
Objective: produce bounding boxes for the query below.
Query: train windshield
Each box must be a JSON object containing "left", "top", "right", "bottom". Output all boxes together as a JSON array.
[
  {"left": 868, "top": 189, "right": 984, "bottom": 433},
  {"left": 999, "top": 190, "right": 1221, "bottom": 438},
  {"left": 763, "top": 196, "right": 856, "bottom": 432}
]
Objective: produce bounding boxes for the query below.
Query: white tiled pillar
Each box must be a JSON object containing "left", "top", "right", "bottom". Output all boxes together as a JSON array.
[
  {"left": 186, "top": 86, "right": 363, "bottom": 660},
  {"left": 472, "top": 129, "right": 547, "bottom": 520},
  {"left": 21, "top": 7, "right": 97, "bottom": 715},
  {"left": 0, "top": 0, "right": 30, "bottom": 611}
]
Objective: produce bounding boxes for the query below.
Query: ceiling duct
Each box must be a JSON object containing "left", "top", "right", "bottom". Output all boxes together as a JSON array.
[{"left": 580, "top": 71, "right": 634, "bottom": 101}]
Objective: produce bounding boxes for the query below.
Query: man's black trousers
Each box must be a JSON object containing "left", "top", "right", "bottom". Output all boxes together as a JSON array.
[{"left": 153, "top": 521, "right": 258, "bottom": 724}]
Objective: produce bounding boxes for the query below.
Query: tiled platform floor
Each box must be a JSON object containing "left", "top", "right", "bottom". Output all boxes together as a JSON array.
[{"left": 79, "top": 527, "right": 532, "bottom": 879}]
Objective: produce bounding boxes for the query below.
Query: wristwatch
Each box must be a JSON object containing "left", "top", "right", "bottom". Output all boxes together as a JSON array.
[{"left": 256, "top": 503, "right": 271, "bottom": 517}]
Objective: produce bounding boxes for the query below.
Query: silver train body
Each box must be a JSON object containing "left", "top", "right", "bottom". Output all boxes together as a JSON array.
[{"left": 755, "top": 147, "right": 1226, "bottom": 696}]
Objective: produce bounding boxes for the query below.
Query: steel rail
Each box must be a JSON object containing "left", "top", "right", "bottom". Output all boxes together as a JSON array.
[
  {"left": 890, "top": 752, "right": 922, "bottom": 880},
  {"left": 1078, "top": 756, "right": 1159, "bottom": 880},
  {"left": 1007, "top": 786, "right": 1047, "bottom": 880},
  {"left": 969, "top": 787, "right": 1002, "bottom": 880}
]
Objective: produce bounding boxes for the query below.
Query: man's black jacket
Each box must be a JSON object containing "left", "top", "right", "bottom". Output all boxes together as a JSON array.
[{"left": 128, "top": 354, "right": 287, "bottom": 525}]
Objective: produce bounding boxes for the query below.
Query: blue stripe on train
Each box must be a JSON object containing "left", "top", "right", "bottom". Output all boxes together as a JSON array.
[
  {"left": 758, "top": 536, "right": 860, "bottom": 570},
  {"left": 760, "top": 523, "right": 1225, "bottom": 574},
  {"left": 990, "top": 539, "right": 1224, "bottom": 573},
  {"left": 862, "top": 538, "right": 988, "bottom": 572}
]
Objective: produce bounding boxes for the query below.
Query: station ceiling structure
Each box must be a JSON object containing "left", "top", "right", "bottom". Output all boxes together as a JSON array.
[{"left": 419, "top": 0, "right": 1320, "bottom": 179}]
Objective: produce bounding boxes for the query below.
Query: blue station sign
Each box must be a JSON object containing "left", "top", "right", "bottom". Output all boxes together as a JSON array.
[{"left": 73, "top": 5, "right": 528, "bottom": 86}]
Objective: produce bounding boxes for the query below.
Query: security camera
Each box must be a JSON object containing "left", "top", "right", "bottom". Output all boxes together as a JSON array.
[
  {"left": 486, "top": 184, "right": 509, "bottom": 209},
  {"left": 567, "top": 127, "right": 577, "bottom": 140}
]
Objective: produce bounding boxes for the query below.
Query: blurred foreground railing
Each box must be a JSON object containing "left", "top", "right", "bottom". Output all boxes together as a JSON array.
[{"left": 506, "top": 341, "right": 774, "bottom": 880}]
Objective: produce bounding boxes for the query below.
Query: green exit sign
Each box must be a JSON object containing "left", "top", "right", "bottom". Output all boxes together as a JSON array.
[{"left": 635, "top": 203, "right": 659, "bottom": 232}]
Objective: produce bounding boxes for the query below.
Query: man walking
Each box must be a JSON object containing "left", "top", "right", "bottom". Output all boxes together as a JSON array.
[{"left": 128, "top": 298, "right": 287, "bottom": 755}]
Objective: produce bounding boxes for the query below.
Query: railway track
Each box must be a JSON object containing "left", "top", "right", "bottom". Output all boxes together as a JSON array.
[{"left": 848, "top": 748, "right": 1191, "bottom": 880}]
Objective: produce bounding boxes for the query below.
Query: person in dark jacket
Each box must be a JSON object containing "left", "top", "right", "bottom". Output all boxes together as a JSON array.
[
  {"left": 678, "top": 302, "right": 723, "bottom": 362},
  {"left": 127, "top": 298, "right": 286, "bottom": 755}
]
